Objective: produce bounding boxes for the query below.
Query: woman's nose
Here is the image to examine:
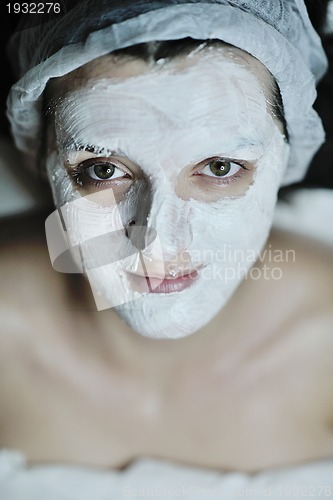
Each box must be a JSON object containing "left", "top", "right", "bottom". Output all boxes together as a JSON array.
[{"left": 145, "top": 186, "right": 193, "bottom": 258}]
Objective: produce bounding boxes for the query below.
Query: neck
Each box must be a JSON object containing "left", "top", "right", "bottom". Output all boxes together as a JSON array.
[{"left": 58, "top": 231, "right": 283, "bottom": 381}]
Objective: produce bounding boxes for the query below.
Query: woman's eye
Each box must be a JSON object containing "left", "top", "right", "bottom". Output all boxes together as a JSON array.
[
  {"left": 85, "top": 162, "right": 126, "bottom": 181},
  {"left": 70, "top": 157, "right": 132, "bottom": 190},
  {"left": 200, "top": 159, "right": 242, "bottom": 178}
]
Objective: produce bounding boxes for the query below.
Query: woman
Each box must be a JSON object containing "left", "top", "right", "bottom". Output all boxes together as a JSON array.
[{"left": 1, "top": 0, "right": 333, "bottom": 498}]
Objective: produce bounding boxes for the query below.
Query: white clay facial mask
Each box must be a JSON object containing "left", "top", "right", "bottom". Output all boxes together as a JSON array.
[{"left": 46, "top": 49, "right": 290, "bottom": 339}]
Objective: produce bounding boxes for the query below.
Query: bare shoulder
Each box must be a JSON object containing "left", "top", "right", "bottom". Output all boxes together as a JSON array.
[
  {"left": 266, "top": 228, "right": 333, "bottom": 410},
  {"left": 0, "top": 213, "right": 91, "bottom": 353},
  {"left": 240, "top": 227, "right": 333, "bottom": 373},
  {"left": 237, "top": 227, "right": 333, "bottom": 324},
  {"left": 267, "top": 227, "right": 333, "bottom": 311},
  {"left": 0, "top": 214, "right": 64, "bottom": 308}
]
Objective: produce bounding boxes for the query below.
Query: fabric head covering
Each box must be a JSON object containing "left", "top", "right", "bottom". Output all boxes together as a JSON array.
[{"left": 6, "top": 0, "right": 328, "bottom": 186}]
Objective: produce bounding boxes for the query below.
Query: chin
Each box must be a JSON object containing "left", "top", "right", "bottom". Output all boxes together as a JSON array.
[
  {"left": 112, "top": 271, "right": 239, "bottom": 339},
  {"left": 84, "top": 258, "right": 253, "bottom": 339}
]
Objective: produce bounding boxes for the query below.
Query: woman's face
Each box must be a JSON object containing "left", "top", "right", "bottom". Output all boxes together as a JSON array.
[{"left": 46, "top": 45, "right": 290, "bottom": 339}]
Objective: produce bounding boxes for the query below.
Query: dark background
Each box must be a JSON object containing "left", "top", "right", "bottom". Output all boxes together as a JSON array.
[
  {"left": 0, "top": 0, "right": 332, "bottom": 191},
  {"left": 0, "top": 6, "right": 22, "bottom": 137}
]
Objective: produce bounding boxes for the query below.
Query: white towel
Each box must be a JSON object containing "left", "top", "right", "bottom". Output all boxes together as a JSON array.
[{"left": 1, "top": 449, "right": 333, "bottom": 500}]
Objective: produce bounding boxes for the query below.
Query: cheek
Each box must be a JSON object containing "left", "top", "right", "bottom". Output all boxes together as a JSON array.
[
  {"left": 175, "top": 163, "right": 256, "bottom": 202},
  {"left": 46, "top": 152, "right": 78, "bottom": 208},
  {"left": 186, "top": 136, "right": 290, "bottom": 258}
]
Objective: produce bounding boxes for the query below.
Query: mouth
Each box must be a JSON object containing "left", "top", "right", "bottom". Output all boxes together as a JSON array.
[{"left": 126, "top": 269, "right": 200, "bottom": 294}]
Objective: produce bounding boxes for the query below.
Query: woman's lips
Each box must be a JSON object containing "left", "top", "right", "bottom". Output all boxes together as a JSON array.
[{"left": 126, "top": 270, "right": 199, "bottom": 294}]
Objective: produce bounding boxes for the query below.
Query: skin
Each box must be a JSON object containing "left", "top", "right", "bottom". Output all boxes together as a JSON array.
[
  {"left": 1, "top": 221, "right": 333, "bottom": 472},
  {"left": 45, "top": 47, "right": 290, "bottom": 339},
  {"left": 0, "top": 48, "right": 333, "bottom": 473}
]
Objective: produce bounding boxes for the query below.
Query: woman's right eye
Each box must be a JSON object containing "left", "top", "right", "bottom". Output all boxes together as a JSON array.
[{"left": 71, "top": 157, "right": 132, "bottom": 188}]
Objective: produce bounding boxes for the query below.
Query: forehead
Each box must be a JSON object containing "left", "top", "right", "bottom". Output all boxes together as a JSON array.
[
  {"left": 48, "top": 44, "right": 276, "bottom": 106},
  {"left": 49, "top": 45, "right": 280, "bottom": 172}
]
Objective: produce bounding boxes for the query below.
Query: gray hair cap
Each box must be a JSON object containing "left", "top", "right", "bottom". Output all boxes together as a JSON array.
[{"left": 6, "top": 0, "right": 328, "bottom": 185}]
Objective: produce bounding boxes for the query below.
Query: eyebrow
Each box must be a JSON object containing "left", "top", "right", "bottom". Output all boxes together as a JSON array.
[
  {"left": 186, "top": 138, "right": 267, "bottom": 166},
  {"left": 226, "top": 138, "right": 265, "bottom": 151},
  {"left": 61, "top": 139, "right": 127, "bottom": 158},
  {"left": 201, "top": 138, "right": 266, "bottom": 155},
  {"left": 61, "top": 136, "right": 270, "bottom": 170}
]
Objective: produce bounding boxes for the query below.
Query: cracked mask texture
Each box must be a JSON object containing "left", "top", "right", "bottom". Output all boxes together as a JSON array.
[{"left": 46, "top": 55, "right": 290, "bottom": 338}]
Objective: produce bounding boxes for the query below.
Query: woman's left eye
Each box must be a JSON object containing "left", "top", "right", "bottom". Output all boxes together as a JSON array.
[
  {"left": 85, "top": 161, "right": 127, "bottom": 181},
  {"left": 199, "top": 159, "right": 243, "bottom": 178}
]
